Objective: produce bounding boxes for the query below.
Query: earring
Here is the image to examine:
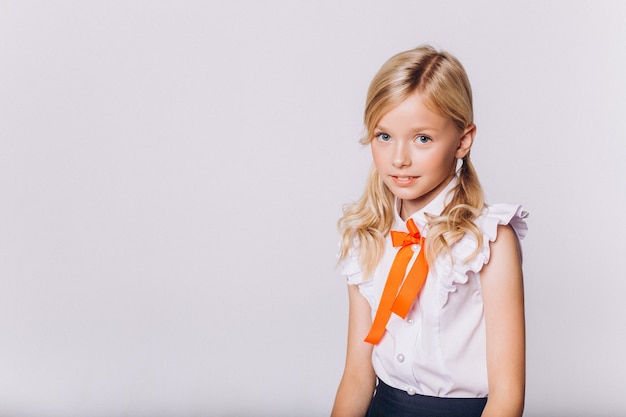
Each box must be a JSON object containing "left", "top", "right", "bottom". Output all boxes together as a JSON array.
[{"left": 455, "top": 158, "right": 464, "bottom": 173}]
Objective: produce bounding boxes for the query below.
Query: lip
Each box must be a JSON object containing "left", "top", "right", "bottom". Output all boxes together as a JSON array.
[{"left": 391, "top": 175, "right": 418, "bottom": 185}]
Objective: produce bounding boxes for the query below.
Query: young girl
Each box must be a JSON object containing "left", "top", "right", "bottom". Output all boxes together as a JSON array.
[{"left": 331, "top": 45, "right": 528, "bottom": 417}]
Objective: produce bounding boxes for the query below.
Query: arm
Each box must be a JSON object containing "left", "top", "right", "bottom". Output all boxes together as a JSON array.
[
  {"left": 480, "top": 225, "right": 526, "bottom": 417},
  {"left": 331, "top": 284, "right": 376, "bottom": 417}
]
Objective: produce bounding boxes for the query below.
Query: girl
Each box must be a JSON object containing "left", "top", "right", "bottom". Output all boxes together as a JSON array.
[{"left": 331, "top": 45, "right": 528, "bottom": 417}]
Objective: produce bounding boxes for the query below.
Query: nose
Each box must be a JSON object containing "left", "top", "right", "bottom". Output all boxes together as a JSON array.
[{"left": 392, "top": 142, "right": 411, "bottom": 168}]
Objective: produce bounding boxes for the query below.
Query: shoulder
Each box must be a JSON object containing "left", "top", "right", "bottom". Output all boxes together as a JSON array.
[
  {"left": 476, "top": 203, "right": 528, "bottom": 265},
  {"left": 435, "top": 203, "right": 528, "bottom": 307},
  {"left": 338, "top": 238, "right": 364, "bottom": 285},
  {"left": 337, "top": 238, "right": 379, "bottom": 307},
  {"left": 446, "top": 203, "right": 528, "bottom": 270},
  {"left": 488, "top": 224, "right": 522, "bottom": 267},
  {"left": 477, "top": 204, "right": 529, "bottom": 246}
]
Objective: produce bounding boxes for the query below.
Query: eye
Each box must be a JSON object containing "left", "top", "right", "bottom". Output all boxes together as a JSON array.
[
  {"left": 415, "top": 135, "right": 431, "bottom": 144},
  {"left": 375, "top": 132, "right": 391, "bottom": 142}
]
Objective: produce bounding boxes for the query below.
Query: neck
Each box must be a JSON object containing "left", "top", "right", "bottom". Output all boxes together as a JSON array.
[{"left": 398, "top": 173, "right": 456, "bottom": 221}]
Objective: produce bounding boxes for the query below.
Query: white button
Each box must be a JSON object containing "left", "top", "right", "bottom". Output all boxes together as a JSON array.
[
  {"left": 396, "top": 353, "right": 405, "bottom": 363},
  {"left": 411, "top": 244, "right": 420, "bottom": 252},
  {"left": 407, "top": 317, "right": 414, "bottom": 325},
  {"left": 407, "top": 387, "right": 416, "bottom": 395}
]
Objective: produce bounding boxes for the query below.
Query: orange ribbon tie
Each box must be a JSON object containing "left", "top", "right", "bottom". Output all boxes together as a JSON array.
[{"left": 364, "top": 218, "right": 429, "bottom": 345}]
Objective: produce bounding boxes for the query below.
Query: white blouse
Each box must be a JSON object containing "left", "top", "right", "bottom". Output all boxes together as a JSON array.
[{"left": 340, "top": 179, "right": 528, "bottom": 398}]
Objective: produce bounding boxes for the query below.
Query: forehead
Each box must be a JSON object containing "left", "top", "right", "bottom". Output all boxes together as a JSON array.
[{"left": 376, "top": 92, "right": 454, "bottom": 132}]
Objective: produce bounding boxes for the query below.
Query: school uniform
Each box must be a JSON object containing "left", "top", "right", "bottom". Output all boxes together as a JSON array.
[{"left": 340, "top": 179, "right": 528, "bottom": 416}]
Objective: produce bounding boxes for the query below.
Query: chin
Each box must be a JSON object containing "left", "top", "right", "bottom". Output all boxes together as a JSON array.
[{"left": 391, "top": 190, "right": 425, "bottom": 202}]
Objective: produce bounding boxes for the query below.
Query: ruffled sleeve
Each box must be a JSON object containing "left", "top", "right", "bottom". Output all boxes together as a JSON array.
[
  {"left": 436, "top": 204, "right": 529, "bottom": 308},
  {"left": 338, "top": 241, "right": 378, "bottom": 307},
  {"left": 478, "top": 204, "right": 529, "bottom": 247},
  {"left": 338, "top": 243, "right": 365, "bottom": 285}
]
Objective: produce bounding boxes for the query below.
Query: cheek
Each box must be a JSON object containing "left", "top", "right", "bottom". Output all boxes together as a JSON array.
[
  {"left": 434, "top": 148, "right": 458, "bottom": 170},
  {"left": 417, "top": 149, "right": 454, "bottom": 171}
]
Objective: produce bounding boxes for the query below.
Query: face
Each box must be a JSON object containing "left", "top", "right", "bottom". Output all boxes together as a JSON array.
[{"left": 371, "top": 91, "right": 474, "bottom": 218}]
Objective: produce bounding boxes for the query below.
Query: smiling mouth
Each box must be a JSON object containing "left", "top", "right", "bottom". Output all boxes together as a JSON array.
[{"left": 392, "top": 176, "right": 417, "bottom": 184}]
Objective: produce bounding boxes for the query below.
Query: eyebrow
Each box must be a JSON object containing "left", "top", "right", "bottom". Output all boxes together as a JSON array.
[{"left": 374, "top": 124, "right": 438, "bottom": 134}]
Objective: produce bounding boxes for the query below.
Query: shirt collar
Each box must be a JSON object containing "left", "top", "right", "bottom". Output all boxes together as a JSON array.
[{"left": 394, "top": 176, "right": 458, "bottom": 234}]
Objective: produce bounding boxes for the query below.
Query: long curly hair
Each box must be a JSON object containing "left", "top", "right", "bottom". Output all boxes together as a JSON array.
[{"left": 338, "top": 45, "right": 485, "bottom": 277}]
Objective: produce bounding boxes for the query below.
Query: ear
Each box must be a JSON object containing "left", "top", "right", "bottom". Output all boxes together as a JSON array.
[{"left": 455, "top": 124, "right": 476, "bottom": 159}]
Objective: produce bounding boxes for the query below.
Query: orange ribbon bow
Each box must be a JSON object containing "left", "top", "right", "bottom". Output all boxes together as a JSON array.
[{"left": 364, "top": 218, "right": 429, "bottom": 345}]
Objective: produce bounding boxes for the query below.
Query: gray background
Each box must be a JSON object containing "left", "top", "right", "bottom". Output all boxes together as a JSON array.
[{"left": 1, "top": 1, "right": 625, "bottom": 416}]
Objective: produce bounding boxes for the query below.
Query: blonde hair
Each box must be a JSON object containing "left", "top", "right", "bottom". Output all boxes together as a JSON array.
[{"left": 339, "top": 45, "right": 485, "bottom": 277}]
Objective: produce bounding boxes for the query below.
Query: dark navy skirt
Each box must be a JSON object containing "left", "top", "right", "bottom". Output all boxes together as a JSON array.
[{"left": 366, "top": 379, "right": 487, "bottom": 417}]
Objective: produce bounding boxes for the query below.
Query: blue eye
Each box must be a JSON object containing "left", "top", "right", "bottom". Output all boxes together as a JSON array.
[
  {"left": 416, "top": 135, "right": 431, "bottom": 144},
  {"left": 375, "top": 132, "right": 391, "bottom": 142}
]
